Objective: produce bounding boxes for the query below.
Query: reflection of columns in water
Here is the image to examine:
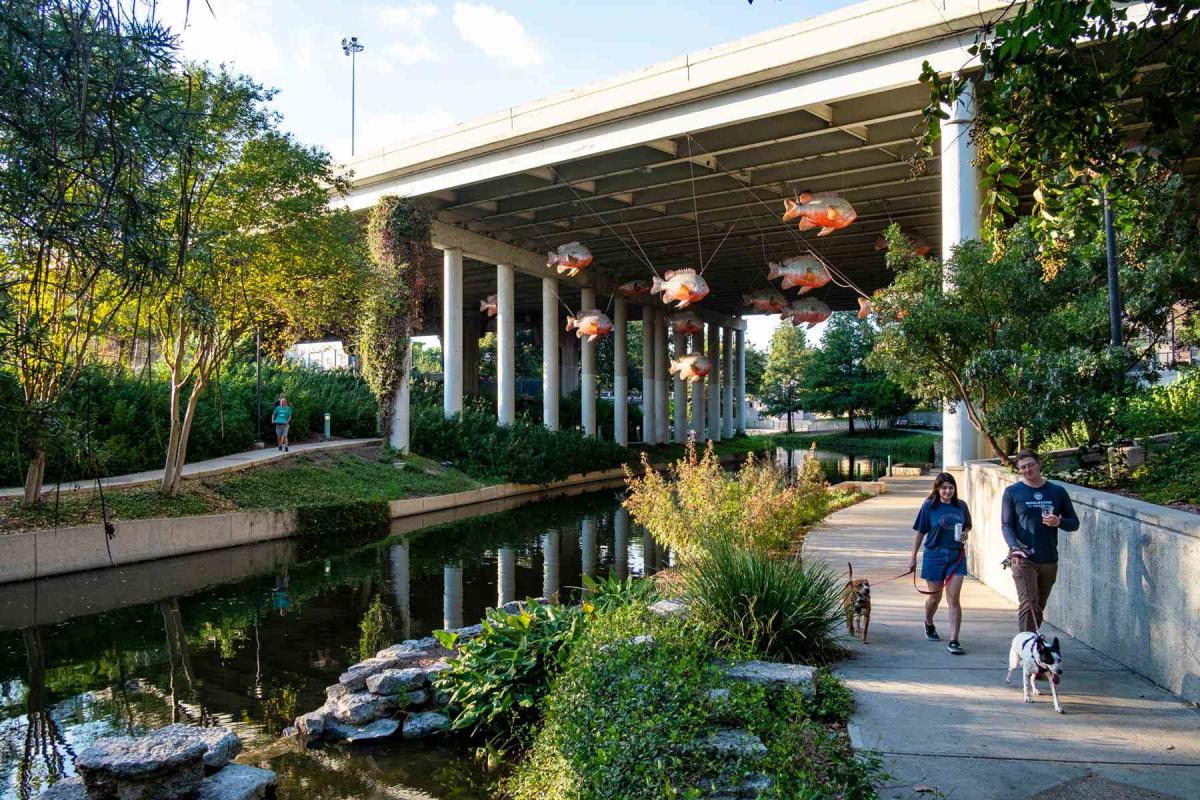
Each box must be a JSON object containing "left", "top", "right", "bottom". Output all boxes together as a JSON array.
[
  {"left": 443, "top": 564, "right": 463, "bottom": 630},
  {"left": 542, "top": 530, "right": 560, "bottom": 599},
  {"left": 643, "top": 528, "right": 658, "bottom": 575},
  {"left": 498, "top": 547, "right": 516, "bottom": 607},
  {"left": 390, "top": 542, "right": 411, "bottom": 640},
  {"left": 581, "top": 517, "right": 597, "bottom": 579},
  {"left": 614, "top": 507, "right": 630, "bottom": 581},
  {"left": 160, "top": 597, "right": 195, "bottom": 722}
]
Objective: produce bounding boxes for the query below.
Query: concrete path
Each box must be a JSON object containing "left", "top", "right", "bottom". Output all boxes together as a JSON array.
[
  {"left": 807, "top": 478, "right": 1200, "bottom": 800},
  {"left": 0, "top": 438, "right": 380, "bottom": 499}
]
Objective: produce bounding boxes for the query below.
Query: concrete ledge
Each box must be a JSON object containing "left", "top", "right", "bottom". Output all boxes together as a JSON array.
[{"left": 963, "top": 460, "right": 1200, "bottom": 703}]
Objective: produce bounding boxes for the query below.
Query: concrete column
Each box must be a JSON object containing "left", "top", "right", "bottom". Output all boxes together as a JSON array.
[
  {"left": 498, "top": 547, "right": 516, "bottom": 607},
  {"left": 497, "top": 263, "right": 515, "bottom": 425},
  {"left": 654, "top": 310, "right": 669, "bottom": 444},
  {"left": 613, "top": 297, "right": 628, "bottom": 445},
  {"left": 735, "top": 326, "right": 746, "bottom": 434},
  {"left": 642, "top": 306, "right": 655, "bottom": 443},
  {"left": 614, "top": 507, "right": 629, "bottom": 581},
  {"left": 442, "top": 248, "right": 463, "bottom": 418},
  {"left": 672, "top": 324, "right": 687, "bottom": 443},
  {"left": 722, "top": 327, "right": 734, "bottom": 438},
  {"left": 389, "top": 333, "right": 412, "bottom": 452},
  {"left": 581, "top": 516, "right": 596, "bottom": 578},
  {"left": 542, "top": 277, "right": 560, "bottom": 430},
  {"left": 707, "top": 324, "right": 721, "bottom": 442},
  {"left": 443, "top": 563, "right": 463, "bottom": 630},
  {"left": 690, "top": 330, "right": 705, "bottom": 438},
  {"left": 580, "top": 287, "right": 597, "bottom": 437},
  {"left": 560, "top": 335, "right": 579, "bottom": 397},
  {"left": 542, "top": 530, "right": 559, "bottom": 599},
  {"left": 463, "top": 313, "right": 480, "bottom": 395},
  {"left": 941, "top": 82, "right": 981, "bottom": 468}
]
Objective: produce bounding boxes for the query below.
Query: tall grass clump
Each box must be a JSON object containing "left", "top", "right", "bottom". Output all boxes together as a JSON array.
[
  {"left": 623, "top": 438, "right": 829, "bottom": 560},
  {"left": 682, "top": 541, "right": 845, "bottom": 663}
]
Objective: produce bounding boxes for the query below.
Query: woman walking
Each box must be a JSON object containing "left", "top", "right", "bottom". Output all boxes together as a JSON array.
[
  {"left": 273, "top": 394, "right": 293, "bottom": 452},
  {"left": 908, "top": 472, "right": 972, "bottom": 655}
]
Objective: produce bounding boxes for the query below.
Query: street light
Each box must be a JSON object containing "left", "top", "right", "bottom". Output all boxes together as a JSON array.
[{"left": 341, "top": 36, "right": 364, "bottom": 157}]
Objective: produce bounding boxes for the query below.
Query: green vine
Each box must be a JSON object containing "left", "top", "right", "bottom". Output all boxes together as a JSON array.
[{"left": 358, "top": 197, "right": 435, "bottom": 429}]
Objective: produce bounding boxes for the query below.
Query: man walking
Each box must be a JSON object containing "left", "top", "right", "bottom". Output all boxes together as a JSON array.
[
  {"left": 1001, "top": 449, "right": 1080, "bottom": 632},
  {"left": 273, "top": 394, "right": 293, "bottom": 452}
]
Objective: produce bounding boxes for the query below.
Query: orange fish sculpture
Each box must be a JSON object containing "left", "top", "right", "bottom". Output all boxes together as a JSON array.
[
  {"left": 565, "top": 309, "right": 613, "bottom": 342},
  {"left": 767, "top": 256, "right": 831, "bottom": 293},
  {"left": 856, "top": 296, "right": 872, "bottom": 319},
  {"left": 672, "top": 311, "right": 705, "bottom": 337},
  {"left": 651, "top": 268, "right": 709, "bottom": 309},
  {"left": 782, "top": 193, "right": 857, "bottom": 236},
  {"left": 668, "top": 352, "right": 713, "bottom": 383},
  {"left": 480, "top": 294, "right": 498, "bottom": 317},
  {"left": 741, "top": 289, "right": 788, "bottom": 314},
  {"left": 783, "top": 297, "right": 832, "bottom": 329},
  {"left": 618, "top": 279, "right": 653, "bottom": 298},
  {"left": 547, "top": 241, "right": 594, "bottom": 277},
  {"left": 874, "top": 228, "right": 932, "bottom": 257}
]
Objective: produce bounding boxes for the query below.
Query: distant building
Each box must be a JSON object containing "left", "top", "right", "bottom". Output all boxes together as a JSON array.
[{"left": 285, "top": 338, "right": 356, "bottom": 370}]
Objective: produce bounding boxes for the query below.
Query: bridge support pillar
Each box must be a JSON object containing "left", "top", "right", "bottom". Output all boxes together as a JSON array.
[
  {"left": 442, "top": 248, "right": 463, "bottom": 419},
  {"left": 735, "top": 326, "right": 746, "bottom": 434},
  {"left": 542, "top": 277, "right": 560, "bottom": 430},
  {"left": 707, "top": 324, "right": 721, "bottom": 442},
  {"left": 722, "top": 327, "right": 734, "bottom": 439},
  {"left": 642, "top": 306, "right": 656, "bottom": 443},
  {"left": 673, "top": 324, "right": 687, "bottom": 443},
  {"left": 654, "top": 310, "right": 669, "bottom": 444},
  {"left": 580, "top": 287, "right": 597, "bottom": 436},
  {"left": 691, "top": 330, "right": 705, "bottom": 439},
  {"left": 497, "top": 262, "right": 515, "bottom": 426},
  {"left": 613, "top": 297, "right": 628, "bottom": 445}
]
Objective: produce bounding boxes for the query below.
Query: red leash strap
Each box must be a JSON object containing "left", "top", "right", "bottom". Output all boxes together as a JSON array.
[{"left": 891, "top": 547, "right": 966, "bottom": 595}]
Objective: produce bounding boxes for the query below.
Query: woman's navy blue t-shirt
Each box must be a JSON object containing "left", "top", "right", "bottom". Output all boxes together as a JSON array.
[{"left": 912, "top": 498, "right": 972, "bottom": 550}]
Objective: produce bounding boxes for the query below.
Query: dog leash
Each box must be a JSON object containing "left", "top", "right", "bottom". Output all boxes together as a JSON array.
[{"left": 890, "top": 547, "right": 967, "bottom": 595}]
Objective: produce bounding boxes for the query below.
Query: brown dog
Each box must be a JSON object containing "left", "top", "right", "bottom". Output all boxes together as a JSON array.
[{"left": 843, "top": 562, "right": 871, "bottom": 643}]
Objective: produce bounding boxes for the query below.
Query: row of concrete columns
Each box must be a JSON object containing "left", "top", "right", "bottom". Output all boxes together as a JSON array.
[{"left": 433, "top": 249, "right": 745, "bottom": 446}]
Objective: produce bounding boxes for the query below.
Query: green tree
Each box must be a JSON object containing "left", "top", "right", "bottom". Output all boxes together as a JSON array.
[
  {"left": 412, "top": 342, "right": 443, "bottom": 375},
  {"left": 0, "top": 0, "right": 181, "bottom": 504},
  {"left": 149, "top": 68, "right": 364, "bottom": 494},
  {"left": 744, "top": 341, "right": 767, "bottom": 396},
  {"left": 797, "top": 314, "right": 873, "bottom": 434},
  {"left": 759, "top": 325, "right": 808, "bottom": 433}
]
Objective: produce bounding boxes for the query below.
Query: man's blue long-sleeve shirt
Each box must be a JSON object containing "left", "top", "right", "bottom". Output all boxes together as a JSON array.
[{"left": 1000, "top": 481, "right": 1079, "bottom": 564}]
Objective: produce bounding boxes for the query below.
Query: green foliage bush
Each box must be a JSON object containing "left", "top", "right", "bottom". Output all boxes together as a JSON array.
[
  {"left": 411, "top": 405, "right": 630, "bottom": 484},
  {"left": 433, "top": 600, "right": 584, "bottom": 741},
  {"left": 0, "top": 362, "right": 378, "bottom": 486},
  {"left": 1130, "top": 432, "right": 1200, "bottom": 507},
  {"left": 581, "top": 573, "right": 659, "bottom": 614},
  {"left": 681, "top": 541, "right": 846, "bottom": 663},
  {"left": 358, "top": 593, "right": 397, "bottom": 662},
  {"left": 1116, "top": 369, "right": 1200, "bottom": 439}
]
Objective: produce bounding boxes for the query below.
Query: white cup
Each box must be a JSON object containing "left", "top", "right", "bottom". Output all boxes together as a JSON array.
[{"left": 954, "top": 523, "right": 963, "bottom": 543}]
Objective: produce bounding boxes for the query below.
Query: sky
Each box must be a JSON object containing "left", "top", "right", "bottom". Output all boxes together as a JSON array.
[{"left": 161, "top": 0, "right": 850, "bottom": 349}]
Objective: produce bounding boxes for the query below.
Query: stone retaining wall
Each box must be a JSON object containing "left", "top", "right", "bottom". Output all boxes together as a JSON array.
[{"left": 963, "top": 460, "right": 1200, "bottom": 703}]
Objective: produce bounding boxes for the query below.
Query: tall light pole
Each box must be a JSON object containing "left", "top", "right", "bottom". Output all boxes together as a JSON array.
[{"left": 341, "top": 36, "right": 364, "bottom": 157}]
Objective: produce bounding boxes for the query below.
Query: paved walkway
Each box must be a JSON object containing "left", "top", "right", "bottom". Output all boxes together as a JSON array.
[
  {"left": 0, "top": 438, "right": 380, "bottom": 499},
  {"left": 807, "top": 478, "right": 1200, "bottom": 800}
]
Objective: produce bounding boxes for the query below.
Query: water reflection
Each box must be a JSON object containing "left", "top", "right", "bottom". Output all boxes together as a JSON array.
[
  {"left": 775, "top": 447, "right": 889, "bottom": 483},
  {"left": 0, "top": 490, "right": 660, "bottom": 800}
]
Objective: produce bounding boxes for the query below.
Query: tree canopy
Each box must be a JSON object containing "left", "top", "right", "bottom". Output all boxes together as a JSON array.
[{"left": 759, "top": 324, "right": 808, "bottom": 432}]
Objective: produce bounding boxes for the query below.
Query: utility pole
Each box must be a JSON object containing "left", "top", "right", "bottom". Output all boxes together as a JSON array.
[{"left": 341, "top": 36, "right": 364, "bottom": 156}]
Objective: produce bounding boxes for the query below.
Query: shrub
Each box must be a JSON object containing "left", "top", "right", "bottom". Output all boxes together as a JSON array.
[
  {"left": 1128, "top": 431, "right": 1200, "bottom": 507},
  {"left": 432, "top": 600, "right": 584, "bottom": 741},
  {"left": 581, "top": 573, "right": 659, "bottom": 614},
  {"left": 681, "top": 541, "right": 846, "bottom": 663},
  {"left": 358, "top": 594, "right": 397, "bottom": 662},
  {"left": 411, "top": 406, "right": 630, "bottom": 484},
  {"left": 623, "top": 439, "right": 830, "bottom": 561},
  {"left": 1116, "top": 369, "right": 1200, "bottom": 438}
]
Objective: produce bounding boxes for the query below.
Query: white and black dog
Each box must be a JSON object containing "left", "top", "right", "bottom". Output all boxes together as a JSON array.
[{"left": 1005, "top": 631, "right": 1065, "bottom": 714}]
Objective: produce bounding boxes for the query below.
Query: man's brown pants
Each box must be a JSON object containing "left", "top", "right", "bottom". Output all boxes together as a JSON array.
[{"left": 1010, "top": 558, "right": 1058, "bottom": 632}]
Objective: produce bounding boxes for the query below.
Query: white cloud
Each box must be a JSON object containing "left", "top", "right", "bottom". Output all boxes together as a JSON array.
[
  {"left": 452, "top": 2, "right": 544, "bottom": 67},
  {"left": 377, "top": 2, "right": 439, "bottom": 32},
  {"left": 387, "top": 40, "right": 439, "bottom": 65},
  {"left": 372, "top": 2, "right": 441, "bottom": 71}
]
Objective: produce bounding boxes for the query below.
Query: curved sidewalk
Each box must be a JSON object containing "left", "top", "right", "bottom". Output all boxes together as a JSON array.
[
  {"left": 808, "top": 478, "right": 1199, "bottom": 800},
  {"left": 0, "top": 438, "right": 380, "bottom": 499}
]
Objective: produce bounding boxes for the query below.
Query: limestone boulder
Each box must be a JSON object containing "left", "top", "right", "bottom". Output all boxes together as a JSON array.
[
  {"left": 648, "top": 599, "right": 688, "bottom": 618},
  {"left": 195, "top": 764, "right": 277, "bottom": 800},
  {"left": 294, "top": 709, "right": 328, "bottom": 738},
  {"left": 75, "top": 728, "right": 207, "bottom": 800},
  {"left": 35, "top": 777, "right": 88, "bottom": 800},
  {"left": 325, "top": 718, "right": 400, "bottom": 743},
  {"left": 366, "top": 667, "right": 426, "bottom": 695},
  {"left": 402, "top": 712, "right": 450, "bottom": 739},
  {"left": 331, "top": 691, "right": 395, "bottom": 726},
  {"left": 156, "top": 724, "right": 241, "bottom": 772},
  {"left": 694, "top": 729, "right": 767, "bottom": 759},
  {"left": 721, "top": 661, "right": 816, "bottom": 698}
]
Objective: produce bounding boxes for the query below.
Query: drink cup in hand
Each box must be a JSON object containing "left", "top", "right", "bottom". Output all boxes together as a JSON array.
[{"left": 954, "top": 523, "right": 963, "bottom": 543}]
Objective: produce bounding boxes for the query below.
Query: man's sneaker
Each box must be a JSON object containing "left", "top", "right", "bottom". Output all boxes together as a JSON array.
[
  {"left": 947, "top": 640, "right": 965, "bottom": 655},
  {"left": 285, "top": 446, "right": 289, "bottom": 452},
  {"left": 924, "top": 623, "right": 940, "bottom": 641}
]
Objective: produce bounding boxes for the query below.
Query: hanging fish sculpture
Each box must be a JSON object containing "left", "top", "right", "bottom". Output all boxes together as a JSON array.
[
  {"left": 783, "top": 297, "right": 832, "bottom": 329},
  {"left": 668, "top": 352, "right": 713, "bottom": 383},
  {"left": 651, "top": 268, "right": 709, "bottom": 309},
  {"left": 547, "top": 242, "right": 594, "bottom": 277},
  {"left": 766, "top": 256, "right": 832, "bottom": 294},
  {"left": 671, "top": 311, "right": 705, "bottom": 337},
  {"left": 618, "top": 279, "right": 653, "bottom": 298},
  {"left": 856, "top": 296, "right": 872, "bottom": 319},
  {"left": 874, "top": 228, "right": 932, "bottom": 257},
  {"left": 741, "top": 289, "right": 788, "bottom": 314},
  {"left": 480, "top": 294, "right": 498, "bottom": 317},
  {"left": 565, "top": 309, "right": 613, "bottom": 342},
  {"left": 782, "top": 193, "right": 857, "bottom": 236}
]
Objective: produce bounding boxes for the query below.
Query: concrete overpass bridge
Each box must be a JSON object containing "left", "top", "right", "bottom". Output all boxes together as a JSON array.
[{"left": 335, "top": 0, "right": 1012, "bottom": 464}]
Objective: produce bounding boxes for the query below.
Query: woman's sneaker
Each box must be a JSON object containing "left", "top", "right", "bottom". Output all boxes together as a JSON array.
[
  {"left": 924, "top": 623, "right": 939, "bottom": 641},
  {"left": 947, "top": 640, "right": 965, "bottom": 655}
]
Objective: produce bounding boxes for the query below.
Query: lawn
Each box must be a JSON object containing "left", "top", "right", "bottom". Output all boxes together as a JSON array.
[
  {"left": 774, "top": 429, "right": 939, "bottom": 463},
  {"left": 0, "top": 446, "right": 485, "bottom": 531}
]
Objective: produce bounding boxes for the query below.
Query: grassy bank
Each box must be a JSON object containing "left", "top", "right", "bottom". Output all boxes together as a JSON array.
[
  {"left": 775, "top": 429, "right": 939, "bottom": 463},
  {"left": 0, "top": 446, "right": 484, "bottom": 532}
]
